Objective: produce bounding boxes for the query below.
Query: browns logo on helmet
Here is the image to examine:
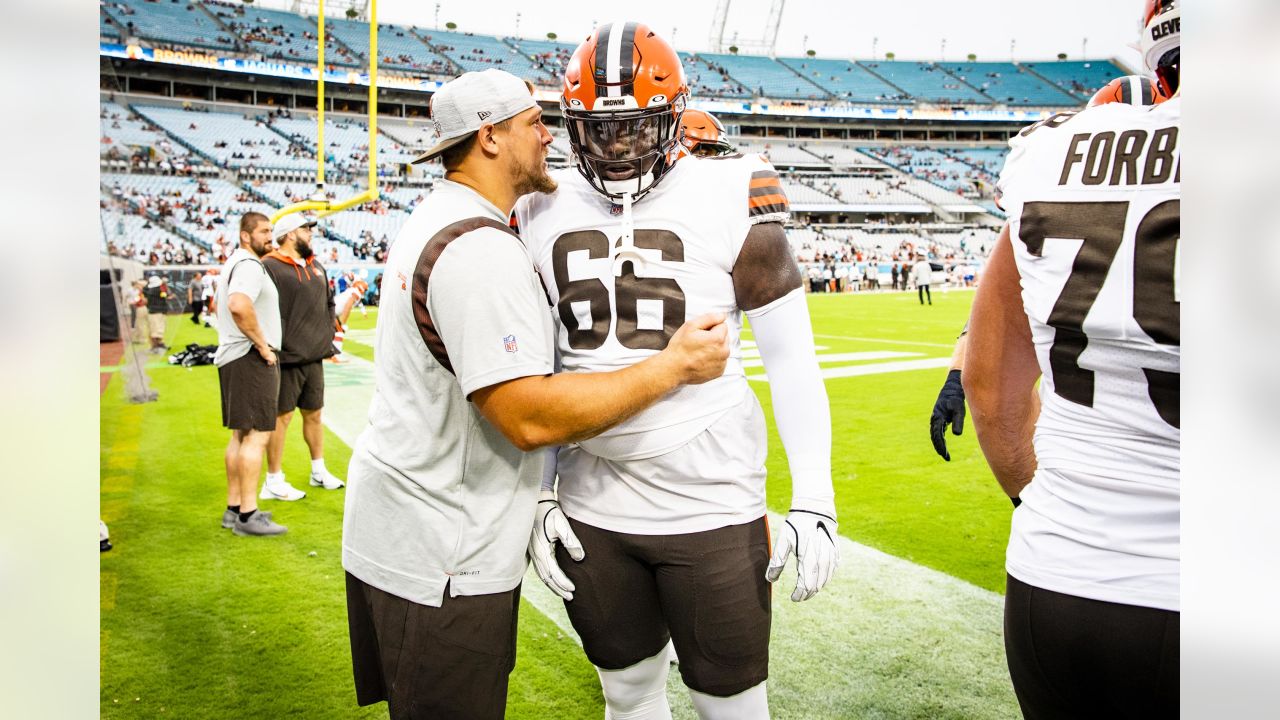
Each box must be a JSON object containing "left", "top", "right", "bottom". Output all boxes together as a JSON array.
[
  {"left": 679, "top": 109, "right": 736, "bottom": 157},
  {"left": 1140, "top": 0, "right": 1180, "bottom": 97},
  {"left": 1087, "top": 74, "right": 1170, "bottom": 108},
  {"left": 560, "top": 21, "right": 689, "bottom": 200}
]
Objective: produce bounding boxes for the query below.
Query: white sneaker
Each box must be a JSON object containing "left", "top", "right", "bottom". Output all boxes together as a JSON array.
[
  {"left": 260, "top": 479, "right": 306, "bottom": 501},
  {"left": 309, "top": 469, "right": 345, "bottom": 490}
]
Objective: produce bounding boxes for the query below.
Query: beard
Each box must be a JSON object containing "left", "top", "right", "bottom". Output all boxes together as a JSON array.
[
  {"left": 249, "top": 238, "right": 272, "bottom": 257},
  {"left": 513, "top": 152, "right": 557, "bottom": 196},
  {"left": 295, "top": 239, "right": 314, "bottom": 259}
]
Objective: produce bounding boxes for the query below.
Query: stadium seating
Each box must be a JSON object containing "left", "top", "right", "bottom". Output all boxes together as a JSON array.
[
  {"left": 1020, "top": 60, "right": 1126, "bottom": 101},
  {"left": 104, "top": 173, "right": 268, "bottom": 251},
  {"left": 937, "top": 62, "right": 1078, "bottom": 106},
  {"left": 324, "top": 19, "right": 454, "bottom": 75},
  {"left": 781, "top": 179, "right": 841, "bottom": 206},
  {"left": 267, "top": 115, "right": 419, "bottom": 176},
  {"left": 101, "top": 10, "right": 120, "bottom": 41},
  {"left": 414, "top": 29, "right": 553, "bottom": 80},
  {"left": 862, "top": 146, "right": 982, "bottom": 194},
  {"left": 100, "top": 205, "right": 201, "bottom": 261},
  {"left": 797, "top": 143, "right": 888, "bottom": 170},
  {"left": 102, "top": 0, "right": 238, "bottom": 51},
  {"left": 101, "top": 102, "right": 192, "bottom": 160},
  {"left": 732, "top": 138, "right": 827, "bottom": 167},
  {"left": 854, "top": 62, "right": 989, "bottom": 105},
  {"left": 681, "top": 53, "right": 751, "bottom": 99},
  {"left": 131, "top": 105, "right": 315, "bottom": 172},
  {"left": 505, "top": 37, "right": 577, "bottom": 80},
  {"left": 698, "top": 53, "right": 831, "bottom": 101},
  {"left": 204, "top": 1, "right": 361, "bottom": 68},
  {"left": 777, "top": 57, "right": 909, "bottom": 104},
  {"left": 946, "top": 147, "right": 1009, "bottom": 185}
]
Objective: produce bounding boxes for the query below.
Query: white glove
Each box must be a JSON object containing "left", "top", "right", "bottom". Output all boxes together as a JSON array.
[
  {"left": 765, "top": 510, "right": 840, "bottom": 602},
  {"left": 528, "top": 491, "right": 585, "bottom": 601}
]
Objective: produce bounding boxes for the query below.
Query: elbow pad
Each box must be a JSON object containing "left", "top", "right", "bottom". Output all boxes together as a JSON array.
[{"left": 745, "top": 288, "right": 835, "bottom": 516}]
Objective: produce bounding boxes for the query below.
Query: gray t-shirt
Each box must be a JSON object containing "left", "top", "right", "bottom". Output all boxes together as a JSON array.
[
  {"left": 213, "top": 248, "right": 282, "bottom": 366},
  {"left": 342, "top": 181, "right": 555, "bottom": 607},
  {"left": 189, "top": 277, "right": 204, "bottom": 301}
]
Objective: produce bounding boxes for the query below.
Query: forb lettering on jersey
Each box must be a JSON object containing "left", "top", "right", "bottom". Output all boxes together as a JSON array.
[{"left": 1058, "top": 126, "right": 1179, "bottom": 187}]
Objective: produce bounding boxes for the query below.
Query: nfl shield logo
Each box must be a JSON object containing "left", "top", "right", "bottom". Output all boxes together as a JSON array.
[
  {"left": 503, "top": 335, "right": 518, "bottom": 353},
  {"left": 609, "top": 204, "right": 623, "bottom": 216}
]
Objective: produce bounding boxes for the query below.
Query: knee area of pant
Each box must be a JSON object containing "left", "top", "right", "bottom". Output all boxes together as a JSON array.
[{"left": 598, "top": 653, "right": 669, "bottom": 711}]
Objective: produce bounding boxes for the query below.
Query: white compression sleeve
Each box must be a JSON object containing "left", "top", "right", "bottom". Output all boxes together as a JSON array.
[
  {"left": 687, "top": 682, "right": 769, "bottom": 720},
  {"left": 597, "top": 651, "right": 672, "bottom": 720},
  {"left": 745, "top": 287, "right": 835, "bottom": 516}
]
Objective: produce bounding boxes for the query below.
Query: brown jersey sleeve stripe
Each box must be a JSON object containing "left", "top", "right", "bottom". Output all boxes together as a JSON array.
[
  {"left": 749, "top": 183, "right": 786, "bottom": 199},
  {"left": 749, "top": 192, "right": 789, "bottom": 208},
  {"left": 411, "top": 217, "right": 520, "bottom": 376}
]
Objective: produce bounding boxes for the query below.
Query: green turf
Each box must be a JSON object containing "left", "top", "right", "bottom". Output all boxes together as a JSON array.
[
  {"left": 102, "top": 289, "right": 1011, "bottom": 717},
  {"left": 750, "top": 289, "right": 1012, "bottom": 593}
]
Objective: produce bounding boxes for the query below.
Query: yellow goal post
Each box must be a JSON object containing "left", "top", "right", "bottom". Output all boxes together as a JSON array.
[{"left": 270, "top": 0, "right": 379, "bottom": 223}]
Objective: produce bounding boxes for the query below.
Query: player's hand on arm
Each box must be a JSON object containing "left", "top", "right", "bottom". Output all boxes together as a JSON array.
[
  {"left": 734, "top": 221, "right": 840, "bottom": 602},
  {"left": 471, "top": 313, "right": 728, "bottom": 451},
  {"left": 963, "top": 226, "right": 1041, "bottom": 500},
  {"left": 930, "top": 334, "right": 969, "bottom": 461}
]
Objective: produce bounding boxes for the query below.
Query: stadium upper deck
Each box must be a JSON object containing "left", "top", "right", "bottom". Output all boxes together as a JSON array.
[{"left": 100, "top": 2, "right": 1125, "bottom": 110}]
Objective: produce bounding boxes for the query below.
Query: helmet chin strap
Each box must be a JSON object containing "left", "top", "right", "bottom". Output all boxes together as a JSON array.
[{"left": 612, "top": 190, "right": 646, "bottom": 276}]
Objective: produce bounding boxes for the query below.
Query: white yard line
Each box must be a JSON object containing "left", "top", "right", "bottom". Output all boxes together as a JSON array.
[
  {"left": 748, "top": 356, "right": 953, "bottom": 382},
  {"left": 322, "top": 354, "right": 1017, "bottom": 718},
  {"left": 741, "top": 350, "right": 921, "bottom": 369}
]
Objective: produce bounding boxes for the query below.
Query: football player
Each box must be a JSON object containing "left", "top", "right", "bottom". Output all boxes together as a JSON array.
[
  {"left": 330, "top": 278, "right": 368, "bottom": 360},
  {"left": 679, "top": 108, "right": 736, "bottom": 158},
  {"left": 964, "top": 1, "right": 1180, "bottom": 716},
  {"left": 930, "top": 61, "right": 1170, "bottom": 465},
  {"left": 517, "top": 22, "right": 837, "bottom": 720}
]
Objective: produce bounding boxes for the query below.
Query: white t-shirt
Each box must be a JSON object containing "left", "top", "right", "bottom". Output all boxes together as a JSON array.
[
  {"left": 213, "top": 248, "right": 280, "bottom": 366},
  {"left": 343, "top": 180, "right": 555, "bottom": 607},
  {"left": 514, "top": 153, "right": 788, "bottom": 533},
  {"left": 997, "top": 97, "right": 1180, "bottom": 611},
  {"left": 912, "top": 260, "right": 932, "bottom": 286}
]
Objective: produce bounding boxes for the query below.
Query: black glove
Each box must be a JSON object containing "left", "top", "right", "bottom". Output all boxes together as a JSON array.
[{"left": 930, "top": 369, "right": 966, "bottom": 461}]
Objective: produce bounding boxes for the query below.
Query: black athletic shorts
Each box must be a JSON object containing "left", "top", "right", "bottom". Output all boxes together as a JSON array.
[
  {"left": 555, "top": 515, "right": 772, "bottom": 697},
  {"left": 1004, "top": 574, "right": 1179, "bottom": 719},
  {"left": 217, "top": 351, "right": 280, "bottom": 432},
  {"left": 345, "top": 573, "right": 520, "bottom": 720},
  {"left": 277, "top": 360, "right": 324, "bottom": 413}
]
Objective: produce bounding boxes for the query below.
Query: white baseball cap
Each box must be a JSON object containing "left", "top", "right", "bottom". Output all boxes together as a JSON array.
[
  {"left": 412, "top": 69, "right": 539, "bottom": 164},
  {"left": 272, "top": 213, "right": 317, "bottom": 241}
]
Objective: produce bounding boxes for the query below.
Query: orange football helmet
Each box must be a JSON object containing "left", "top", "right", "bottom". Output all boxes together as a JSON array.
[
  {"left": 1140, "top": 0, "right": 1180, "bottom": 97},
  {"left": 561, "top": 21, "right": 689, "bottom": 200},
  {"left": 679, "top": 109, "right": 736, "bottom": 157},
  {"left": 1087, "top": 75, "right": 1169, "bottom": 108}
]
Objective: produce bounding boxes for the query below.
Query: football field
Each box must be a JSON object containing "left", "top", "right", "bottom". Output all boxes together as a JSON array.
[{"left": 100, "top": 287, "right": 1020, "bottom": 718}]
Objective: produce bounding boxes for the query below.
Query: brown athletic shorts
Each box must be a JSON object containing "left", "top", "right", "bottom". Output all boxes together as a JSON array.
[
  {"left": 555, "top": 515, "right": 772, "bottom": 697},
  {"left": 277, "top": 361, "right": 324, "bottom": 413},
  {"left": 217, "top": 351, "right": 280, "bottom": 432},
  {"left": 345, "top": 573, "right": 520, "bottom": 720}
]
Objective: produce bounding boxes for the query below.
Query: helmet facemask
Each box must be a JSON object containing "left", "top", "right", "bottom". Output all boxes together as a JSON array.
[{"left": 564, "top": 96, "right": 685, "bottom": 201}]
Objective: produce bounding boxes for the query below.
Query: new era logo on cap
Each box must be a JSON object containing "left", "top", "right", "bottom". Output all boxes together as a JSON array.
[{"left": 477, "top": 110, "right": 492, "bottom": 121}]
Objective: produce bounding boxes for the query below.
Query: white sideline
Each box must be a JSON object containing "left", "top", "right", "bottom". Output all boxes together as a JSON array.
[{"left": 321, "top": 354, "right": 1019, "bottom": 718}]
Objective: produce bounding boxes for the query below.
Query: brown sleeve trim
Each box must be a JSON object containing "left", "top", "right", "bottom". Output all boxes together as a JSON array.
[{"left": 411, "top": 216, "right": 520, "bottom": 376}]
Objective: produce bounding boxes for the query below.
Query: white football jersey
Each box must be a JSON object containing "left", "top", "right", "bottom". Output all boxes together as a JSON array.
[
  {"left": 514, "top": 153, "right": 789, "bottom": 533},
  {"left": 998, "top": 97, "right": 1180, "bottom": 610}
]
